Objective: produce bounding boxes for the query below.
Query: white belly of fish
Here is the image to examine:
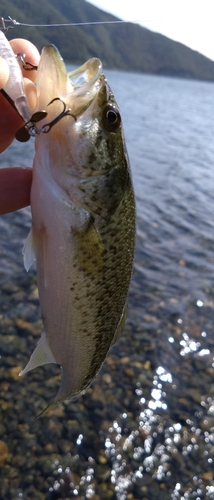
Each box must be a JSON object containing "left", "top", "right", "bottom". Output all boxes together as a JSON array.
[
  {"left": 21, "top": 139, "right": 104, "bottom": 402},
  {"left": 21, "top": 123, "right": 134, "bottom": 407}
]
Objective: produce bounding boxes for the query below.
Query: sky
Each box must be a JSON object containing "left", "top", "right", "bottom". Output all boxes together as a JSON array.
[{"left": 87, "top": 0, "right": 214, "bottom": 61}]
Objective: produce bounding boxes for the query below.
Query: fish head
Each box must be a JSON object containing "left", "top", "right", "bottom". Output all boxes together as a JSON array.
[
  {"left": 35, "top": 45, "right": 129, "bottom": 199},
  {"left": 68, "top": 71, "right": 127, "bottom": 178}
]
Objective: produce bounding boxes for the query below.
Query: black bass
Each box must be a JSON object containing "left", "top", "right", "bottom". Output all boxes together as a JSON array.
[{"left": 20, "top": 45, "right": 135, "bottom": 410}]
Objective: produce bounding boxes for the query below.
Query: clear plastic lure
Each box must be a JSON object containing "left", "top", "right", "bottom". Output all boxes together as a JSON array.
[{"left": 0, "top": 30, "right": 32, "bottom": 121}]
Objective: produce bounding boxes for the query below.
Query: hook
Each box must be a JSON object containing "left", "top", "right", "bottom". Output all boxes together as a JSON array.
[
  {"left": 15, "top": 98, "right": 76, "bottom": 142},
  {"left": 16, "top": 52, "right": 38, "bottom": 71},
  {"left": 15, "top": 111, "right": 48, "bottom": 142},
  {"left": 41, "top": 98, "right": 76, "bottom": 133}
]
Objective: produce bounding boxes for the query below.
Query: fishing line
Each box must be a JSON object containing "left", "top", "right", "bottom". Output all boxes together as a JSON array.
[{"left": 0, "top": 16, "right": 142, "bottom": 31}]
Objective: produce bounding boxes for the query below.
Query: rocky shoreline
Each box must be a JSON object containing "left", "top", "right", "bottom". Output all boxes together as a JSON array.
[{"left": 0, "top": 216, "right": 214, "bottom": 499}]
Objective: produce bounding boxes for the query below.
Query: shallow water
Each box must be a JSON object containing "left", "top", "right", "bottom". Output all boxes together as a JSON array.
[{"left": 0, "top": 69, "right": 214, "bottom": 499}]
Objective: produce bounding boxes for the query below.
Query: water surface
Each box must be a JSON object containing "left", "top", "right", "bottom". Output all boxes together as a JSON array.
[{"left": 0, "top": 69, "right": 214, "bottom": 499}]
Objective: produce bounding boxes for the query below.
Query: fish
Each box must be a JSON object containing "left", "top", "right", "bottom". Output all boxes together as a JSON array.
[{"left": 19, "top": 45, "right": 136, "bottom": 412}]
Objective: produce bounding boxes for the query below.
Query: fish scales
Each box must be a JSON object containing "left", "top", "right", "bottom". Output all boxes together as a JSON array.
[{"left": 20, "top": 45, "right": 136, "bottom": 412}]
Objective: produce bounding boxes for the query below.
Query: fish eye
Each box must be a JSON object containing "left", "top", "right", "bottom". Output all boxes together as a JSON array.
[{"left": 102, "top": 104, "right": 121, "bottom": 131}]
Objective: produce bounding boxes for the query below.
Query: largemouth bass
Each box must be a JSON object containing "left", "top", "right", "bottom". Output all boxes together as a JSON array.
[{"left": 20, "top": 45, "right": 135, "bottom": 411}]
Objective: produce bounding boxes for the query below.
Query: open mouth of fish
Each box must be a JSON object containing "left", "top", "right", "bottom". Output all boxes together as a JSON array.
[
  {"left": 31, "top": 47, "right": 112, "bottom": 138},
  {"left": 12, "top": 45, "right": 114, "bottom": 145}
]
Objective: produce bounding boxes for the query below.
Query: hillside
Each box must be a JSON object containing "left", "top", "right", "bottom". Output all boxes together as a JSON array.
[{"left": 2, "top": 0, "right": 214, "bottom": 80}]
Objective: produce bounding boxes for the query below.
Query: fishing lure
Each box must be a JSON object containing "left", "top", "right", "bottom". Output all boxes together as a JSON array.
[
  {"left": 0, "top": 26, "right": 78, "bottom": 143},
  {"left": 0, "top": 14, "right": 133, "bottom": 139},
  {"left": 0, "top": 28, "right": 67, "bottom": 142},
  {"left": 0, "top": 29, "right": 32, "bottom": 122}
]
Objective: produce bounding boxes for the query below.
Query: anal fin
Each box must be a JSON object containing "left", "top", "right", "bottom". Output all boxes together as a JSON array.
[{"left": 19, "top": 331, "right": 57, "bottom": 377}]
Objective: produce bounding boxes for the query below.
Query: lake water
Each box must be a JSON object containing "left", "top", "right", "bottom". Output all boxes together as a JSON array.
[{"left": 0, "top": 68, "right": 214, "bottom": 499}]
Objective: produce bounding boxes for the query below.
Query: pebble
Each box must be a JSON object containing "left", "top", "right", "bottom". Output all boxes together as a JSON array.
[
  {"left": 0, "top": 441, "right": 9, "bottom": 467},
  {"left": 102, "top": 373, "right": 112, "bottom": 385},
  {"left": 15, "top": 318, "right": 41, "bottom": 336},
  {"left": 8, "top": 366, "right": 23, "bottom": 379}
]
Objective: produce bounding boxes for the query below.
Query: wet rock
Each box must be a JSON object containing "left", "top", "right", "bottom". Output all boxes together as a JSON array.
[
  {"left": 15, "top": 318, "right": 41, "bottom": 337},
  {"left": 98, "top": 451, "right": 107, "bottom": 465},
  {"left": 102, "top": 373, "right": 113, "bottom": 385},
  {"left": 0, "top": 441, "right": 9, "bottom": 466},
  {"left": 8, "top": 366, "right": 23, "bottom": 379}
]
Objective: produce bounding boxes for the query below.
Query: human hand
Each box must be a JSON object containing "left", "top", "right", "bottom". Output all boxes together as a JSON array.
[{"left": 0, "top": 38, "right": 40, "bottom": 214}]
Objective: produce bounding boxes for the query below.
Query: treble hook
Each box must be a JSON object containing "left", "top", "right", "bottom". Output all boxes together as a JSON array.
[
  {"left": 15, "top": 111, "right": 48, "bottom": 142},
  {"left": 16, "top": 52, "right": 38, "bottom": 71},
  {"left": 15, "top": 97, "right": 76, "bottom": 142},
  {"left": 41, "top": 98, "right": 76, "bottom": 133}
]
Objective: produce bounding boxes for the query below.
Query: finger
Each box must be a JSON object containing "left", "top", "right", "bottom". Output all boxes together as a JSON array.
[
  {"left": 23, "top": 77, "right": 37, "bottom": 112},
  {"left": 0, "top": 79, "right": 37, "bottom": 152},
  {"left": 0, "top": 40, "right": 39, "bottom": 152},
  {"left": 9, "top": 39, "right": 40, "bottom": 82},
  {"left": 0, "top": 69, "right": 38, "bottom": 153},
  {"left": 0, "top": 95, "right": 24, "bottom": 152},
  {"left": 0, "top": 167, "right": 32, "bottom": 214},
  {"left": 0, "top": 56, "right": 9, "bottom": 89},
  {"left": 0, "top": 84, "right": 37, "bottom": 152}
]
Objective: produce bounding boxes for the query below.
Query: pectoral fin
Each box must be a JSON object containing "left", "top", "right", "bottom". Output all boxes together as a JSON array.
[
  {"left": 23, "top": 224, "right": 49, "bottom": 287},
  {"left": 19, "top": 332, "right": 57, "bottom": 377},
  {"left": 23, "top": 227, "right": 37, "bottom": 271}
]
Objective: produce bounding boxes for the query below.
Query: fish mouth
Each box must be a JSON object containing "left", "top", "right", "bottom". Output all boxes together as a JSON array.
[
  {"left": 68, "top": 58, "right": 103, "bottom": 100},
  {"left": 36, "top": 45, "right": 105, "bottom": 124},
  {"left": 66, "top": 58, "right": 107, "bottom": 119}
]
